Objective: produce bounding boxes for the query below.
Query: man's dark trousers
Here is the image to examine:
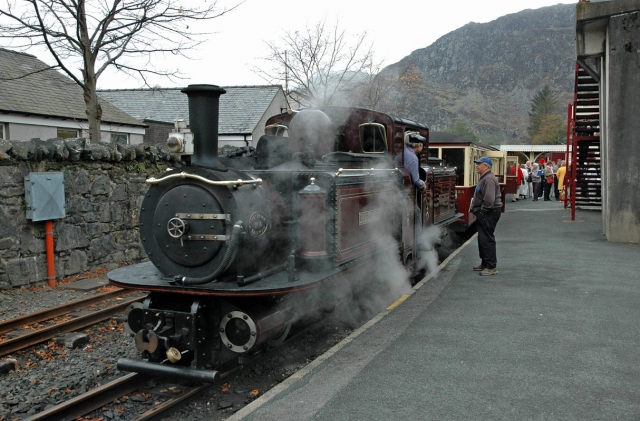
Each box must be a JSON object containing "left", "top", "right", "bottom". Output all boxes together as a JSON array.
[{"left": 477, "top": 209, "right": 501, "bottom": 269}]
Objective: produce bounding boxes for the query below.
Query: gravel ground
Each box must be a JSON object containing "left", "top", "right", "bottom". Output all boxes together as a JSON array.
[
  {"left": 0, "top": 272, "right": 143, "bottom": 419},
  {"left": 0, "top": 274, "right": 366, "bottom": 421}
]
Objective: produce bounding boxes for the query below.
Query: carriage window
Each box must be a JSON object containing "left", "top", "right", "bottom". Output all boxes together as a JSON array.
[
  {"left": 265, "top": 124, "right": 289, "bottom": 137},
  {"left": 442, "top": 148, "right": 465, "bottom": 186},
  {"left": 359, "top": 123, "right": 387, "bottom": 153}
]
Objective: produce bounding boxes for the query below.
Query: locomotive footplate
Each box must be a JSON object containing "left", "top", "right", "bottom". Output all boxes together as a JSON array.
[{"left": 108, "top": 258, "right": 373, "bottom": 296}]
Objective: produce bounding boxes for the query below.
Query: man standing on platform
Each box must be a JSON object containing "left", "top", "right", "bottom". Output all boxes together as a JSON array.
[{"left": 470, "top": 157, "right": 502, "bottom": 276}]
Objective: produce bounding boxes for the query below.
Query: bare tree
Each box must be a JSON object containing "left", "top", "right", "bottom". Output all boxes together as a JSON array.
[
  {"left": 256, "top": 20, "right": 376, "bottom": 108},
  {"left": 352, "top": 60, "right": 398, "bottom": 110},
  {"left": 0, "top": 0, "right": 238, "bottom": 142}
]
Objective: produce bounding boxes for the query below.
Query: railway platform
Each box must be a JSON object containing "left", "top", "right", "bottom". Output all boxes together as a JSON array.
[{"left": 230, "top": 199, "right": 640, "bottom": 420}]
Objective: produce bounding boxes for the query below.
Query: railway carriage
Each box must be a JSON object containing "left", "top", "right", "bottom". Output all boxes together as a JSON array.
[{"left": 428, "top": 133, "right": 507, "bottom": 232}]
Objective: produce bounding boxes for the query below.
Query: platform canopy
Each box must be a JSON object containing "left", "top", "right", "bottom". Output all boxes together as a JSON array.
[{"left": 498, "top": 145, "right": 567, "bottom": 162}]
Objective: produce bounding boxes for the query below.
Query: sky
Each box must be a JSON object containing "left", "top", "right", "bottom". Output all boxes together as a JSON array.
[{"left": 25, "top": 0, "right": 580, "bottom": 89}]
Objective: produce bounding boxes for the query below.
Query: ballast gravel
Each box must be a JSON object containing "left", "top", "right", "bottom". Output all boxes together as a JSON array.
[{"left": 0, "top": 281, "right": 362, "bottom": 420}]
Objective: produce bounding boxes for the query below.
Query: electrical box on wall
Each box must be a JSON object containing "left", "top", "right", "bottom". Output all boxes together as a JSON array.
[{"left": 24, "top": 172, "right": 66, "bottom": 221}]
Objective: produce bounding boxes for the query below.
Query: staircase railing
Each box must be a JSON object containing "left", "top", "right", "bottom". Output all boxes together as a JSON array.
[{"left": 566, "top": 63, "right": 601, "bottom": 219}]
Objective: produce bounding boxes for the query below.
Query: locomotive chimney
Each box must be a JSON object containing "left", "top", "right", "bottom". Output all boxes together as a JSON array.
[{"left": 181, "top": 84, "right": 227, "bottom": 169}]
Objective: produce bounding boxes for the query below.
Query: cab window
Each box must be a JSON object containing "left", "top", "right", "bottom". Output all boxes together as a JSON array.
[
  {"left": 265, "top": 124, "right": 289, "bottom": 137},
  {"left": 359, "top": 123, "right": 387, "bottom": 153}
]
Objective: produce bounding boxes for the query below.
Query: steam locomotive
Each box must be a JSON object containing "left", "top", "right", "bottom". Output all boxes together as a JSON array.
[{"left": 108, "top": 84, "right": 461, "bottom": 382}]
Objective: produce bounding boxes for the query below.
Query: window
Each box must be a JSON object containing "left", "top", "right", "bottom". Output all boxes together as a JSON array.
[
  {"left": 0, "top": 123, "right": 5, "bottom": 140},
  {"left": 110, "top": 133, "right": 128, "bottom": 144},
  {"left": 264, "top": 124, "right": 288, "bottom": 137},
  {"left": 359, "top": 123, "right": 387, "bottom": 153},
  {"left": 57, "top": 128, "right": 79, "bottom": 139},
  {"left": 442, "top": 148, "right": 465, "bottom": 186}
]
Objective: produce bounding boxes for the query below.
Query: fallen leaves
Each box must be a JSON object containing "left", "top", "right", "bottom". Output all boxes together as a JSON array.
[
  {"left": 220, "top": 383, "right": 231, "bottom": 393},
  {"left": 60, "top": 267, "right": 110, "bottom": 285}
]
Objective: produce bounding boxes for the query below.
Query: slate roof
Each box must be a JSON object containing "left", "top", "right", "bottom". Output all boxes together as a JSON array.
[
  {"left": 98, "top": 86, "right": 284, "bottom": 134},
  {"left": 0, "top": 48, "right": 143, "bottom": 127}
]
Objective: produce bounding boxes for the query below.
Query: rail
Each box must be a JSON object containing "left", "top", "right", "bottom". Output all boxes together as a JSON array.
[
  {"left": 0, "top": 296, "right": 143, "bottom": 357},
  {"left": 0, "top": 289, "right": 135, "bottom": 335}
]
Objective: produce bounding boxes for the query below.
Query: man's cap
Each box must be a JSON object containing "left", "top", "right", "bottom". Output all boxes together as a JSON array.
[
  {"left": 473, "top": 156, "right": 493, "bottom": 167},
  {"left": 409, "top": 133, "right": 426, "bottom": 144}
]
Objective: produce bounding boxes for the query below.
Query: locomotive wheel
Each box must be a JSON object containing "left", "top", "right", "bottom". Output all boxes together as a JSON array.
[{"left": 266, "top": 322, "right": 292, "bottom": 348}]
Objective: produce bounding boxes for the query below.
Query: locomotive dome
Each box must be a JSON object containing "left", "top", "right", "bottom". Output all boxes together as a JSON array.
[{"left": 289, "top": 109, "right": 332, "bottom": 146}]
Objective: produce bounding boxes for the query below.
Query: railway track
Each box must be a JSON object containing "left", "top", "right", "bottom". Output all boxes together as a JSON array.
[
  {"left": 22, "top": 319, "right": 326, "bottom": 421},
  {"left": 0, "top": 289, "right": 144, "bottom": 357}
]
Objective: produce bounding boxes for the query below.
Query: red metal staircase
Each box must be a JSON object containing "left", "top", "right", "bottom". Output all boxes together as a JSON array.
[{"left": 566, "top": 63, "right": 601, "bottom": 216}]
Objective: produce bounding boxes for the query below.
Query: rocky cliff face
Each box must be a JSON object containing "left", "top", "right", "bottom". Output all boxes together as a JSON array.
[{"left": 379, "top": 4, "right": 576, "bottom": 144}]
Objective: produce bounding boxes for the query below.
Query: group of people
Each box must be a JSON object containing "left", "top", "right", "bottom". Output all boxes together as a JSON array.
[{"left": 510, "top": 159, "right": 567, "bottom": 202}]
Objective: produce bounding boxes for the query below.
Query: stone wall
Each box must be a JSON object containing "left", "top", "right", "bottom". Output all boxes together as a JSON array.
[{"left": 0, "top": 138, "right": 181, "bottom": 289}]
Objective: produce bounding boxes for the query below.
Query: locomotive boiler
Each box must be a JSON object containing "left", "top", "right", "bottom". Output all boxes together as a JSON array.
[{"left": 108, "top": 84, "right": 459, "bottom": 382}]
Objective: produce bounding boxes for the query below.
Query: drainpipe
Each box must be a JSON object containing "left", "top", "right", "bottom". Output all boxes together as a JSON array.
[{"left": 45, "top": 220, "right": 57, "bottom": 288}]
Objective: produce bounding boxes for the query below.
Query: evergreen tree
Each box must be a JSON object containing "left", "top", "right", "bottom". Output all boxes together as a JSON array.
[
  {"left": 531, "top": 114, "right": 566, "bottom": 145},
  {"left": 527, "top": 85, "right": 561, "bottom": 142}
]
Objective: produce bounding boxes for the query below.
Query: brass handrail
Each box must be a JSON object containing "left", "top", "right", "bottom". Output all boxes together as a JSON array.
[
  {"left": 147, "top": 172, "right": 262, "bottom": 187},
  {"left": 335, "top": 168, "right": 399, "bottom": 177}
]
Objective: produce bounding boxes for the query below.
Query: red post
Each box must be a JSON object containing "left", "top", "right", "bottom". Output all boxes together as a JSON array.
[
  {"left": 565, "top": 103, "right": 573, "bottom": 210},
  {"left": 45, "top": 220, "right": 57, "bottom": 288}
]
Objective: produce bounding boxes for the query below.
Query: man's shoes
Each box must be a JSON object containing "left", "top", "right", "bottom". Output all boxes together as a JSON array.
[
  {"left": 473, "top": 264, "right": 485, "bottom": 271},
  {"left": 479, "top": 267, "right": 498, "bottom": 276}
]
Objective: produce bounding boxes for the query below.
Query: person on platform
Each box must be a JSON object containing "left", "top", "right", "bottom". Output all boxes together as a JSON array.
[
  {"left": 519, "top": 164, "right": 529, "bottom": 199},
  {"left": 512, "top": 162, "right": 522, "bottom": 202},
  {"left": 525, "top": 161, "right": 534, "bottom": 198},
  {"left": 553, "top": 159, "right": 561, "bottom": 199},
  {"left": 531, "top": 163, "right": 542, "bottom": 201},
  {"left": 470, "top": 157, "right": 502, "bottom": 276},
  {"left": 556, "top": 160, "right": 567, "bottom": 201},
  {"left": 542, "top": 162, "right": 555, "bottom": 201}
]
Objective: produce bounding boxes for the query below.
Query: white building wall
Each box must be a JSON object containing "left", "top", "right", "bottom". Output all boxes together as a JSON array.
[
  {"left": 0, "top": 113, "right": 144, "bottom": 143},
  {"left": 130, "top": 134, "right": 144, "bottom": 145},
  {"left": 4, "top": 122, "right": 57, "bottom": 141},
  {"left": 252, "top": 90, "right": 290, "bottom": 144}
]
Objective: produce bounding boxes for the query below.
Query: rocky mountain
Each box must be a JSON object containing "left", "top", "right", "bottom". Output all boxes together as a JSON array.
[{"left": 378, "top": 3, "right": 576, "bottom": 144}]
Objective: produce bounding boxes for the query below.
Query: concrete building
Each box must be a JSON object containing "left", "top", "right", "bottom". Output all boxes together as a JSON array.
[
  {"left": 576, "top": 0, "right": 640, "bottom": 243},
  {"left": 98, "top": 86, "right": 289, "bottom": 148},
  {"left": 0, "top": 48, "right": 145, "bottom": 143}
]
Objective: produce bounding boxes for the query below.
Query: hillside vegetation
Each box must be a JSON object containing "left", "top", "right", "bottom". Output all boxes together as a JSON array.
[{"left": 377, "top": 4, "right": 575, "bottom": 144}]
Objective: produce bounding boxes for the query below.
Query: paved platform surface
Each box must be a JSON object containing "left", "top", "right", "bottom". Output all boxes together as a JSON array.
[{"left": 230, "top": 199, "right": 640, "bottom": 421}]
